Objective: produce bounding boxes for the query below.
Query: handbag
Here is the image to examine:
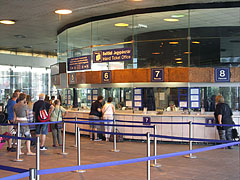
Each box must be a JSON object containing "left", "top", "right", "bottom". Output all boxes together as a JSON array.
[
  {"left": 55, "top": 108, "right": 63, "bottom": 129},
  {"left": 109, "top": 128, "right": 124, "bottom": 142}
]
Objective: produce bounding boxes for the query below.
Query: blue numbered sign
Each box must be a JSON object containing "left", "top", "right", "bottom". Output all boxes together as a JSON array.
[
  {"left": 151, "top": 68, "right": 164, "bottom": 82},
  {"left": 215, "top": 68, "right": 230, "bottom": 82},
  {"left": 102, "top": 71, "right": 111, "bottom": 83}
]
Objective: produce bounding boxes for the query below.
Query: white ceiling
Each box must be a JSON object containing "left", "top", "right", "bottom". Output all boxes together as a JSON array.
[{"left": 0, "top": 0, "right": 239, "bottom": 55}]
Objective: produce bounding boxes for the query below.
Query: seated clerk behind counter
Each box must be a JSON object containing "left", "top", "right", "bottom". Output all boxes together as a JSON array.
[{"left": 166, "top": 101, "right": 178, "bottom": 112}]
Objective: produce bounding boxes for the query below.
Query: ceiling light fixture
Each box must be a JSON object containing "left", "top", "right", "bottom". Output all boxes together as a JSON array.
[
  {"left": 184, "top": 52, "right": 192, "bottom": 54},
  {"left": 115, "top": 23, "right": 129, "bottom": 27},
  {"left": 171, "top": 14, "right": 185, "bottom": 18},
  {"left": 152, "top": 52, "right": 161, "bottom": 55},
  {"left": 163, "top": 18, "right": 179, "bottom": 22},
  {"left": 169, "top": 41, "right": 179, "bottom": 45},
  {"left": 192, "top": 41, "right": 200, "bottom": 44},
  {"left": 175, "top": 58, "right": 182, "bottom": 60},
  {"left": 0, "top": 20, "right": 15, "bottom": 25},
  {"left": 54, "top": 9, "right": 72, "bottom": 15}
]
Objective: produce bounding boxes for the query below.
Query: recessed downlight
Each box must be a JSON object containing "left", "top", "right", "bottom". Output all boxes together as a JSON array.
[
  {"left": 192, "top": 41, "right": 200, "bottom": 44},
  {"left": 169, "top": 41, "right": 179, "bottom": 45},
  {"left": 115, "top": 23, "right": 129, "bottom": 27},
  {"left": 175, "top": 58, "right": 182, "bottom": 60},
  {"left": 0, "top": 20, "right": 15, "bottom": 25},
  {"left": 54, "top": 9, "right": 72, "bottom": 15},
  {"left": 152, "top": 52, "right": 161, "bottom": 55},
  {"left": 176, "top": 61, "right": 183, "bottom": 64},
  {"left": 184, "top": 52, "right": 192, "bottom": 54},
  {"left": 163, "top": 18, "right": 179, "bottom": 22}
]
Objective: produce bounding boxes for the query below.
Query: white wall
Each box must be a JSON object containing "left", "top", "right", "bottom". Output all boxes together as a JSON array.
[{"left": 0, "top": 53, "right": 57, "bottom": 68}]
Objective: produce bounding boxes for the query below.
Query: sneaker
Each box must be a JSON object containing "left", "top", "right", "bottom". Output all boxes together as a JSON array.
[
  {"left": 7, "top": 147, "right": 16, "bottom": 152},
  {"left": 40, "top": 146, "right": 48, "bottom": 151},
  {"left": 52, "top": 145, "right": 57, "bottom": 147},
  {"left": 94, "top": 139, "right": 102, "bottom": 142}
]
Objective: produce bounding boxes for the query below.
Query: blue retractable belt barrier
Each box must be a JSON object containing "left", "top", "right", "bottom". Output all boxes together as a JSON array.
[
  {"left": 36, "top": 141, "right": 240, "bottom": 175},
  {"left": 0, "top": 171, "right": 29, "bottom": 180},
  {"left": 0, "top": 134, "right": 35, "bottom": 141},
  {"left": 20, "top": 121, "right": 61, "bottom": 126},
  {"left": 116, "top": 120, "right": 189, "bottom": 125},
  {"left": 150, "top": 134, "right": 232, "bottom": 143},
  {"left": 0, "top": 165, "right": 28, "bottom": 173},
  {"left": 79, "top": 128, "right": 146, "bottom": 137},
  {"left": 192, "top": 122, "right": 240, "bottom": 127},
  {"left": 65, "top": 121, "right": 154, "bottom": 128}
]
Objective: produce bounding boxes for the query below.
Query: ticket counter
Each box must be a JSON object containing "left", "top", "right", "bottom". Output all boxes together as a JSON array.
[{"left": 64, "top": 110, "right": 240, "bottom": 142}]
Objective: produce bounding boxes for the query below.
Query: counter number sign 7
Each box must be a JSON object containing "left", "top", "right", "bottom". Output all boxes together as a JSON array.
[{"left": 151, "top": 68, "right": 164, "bottom": 82}]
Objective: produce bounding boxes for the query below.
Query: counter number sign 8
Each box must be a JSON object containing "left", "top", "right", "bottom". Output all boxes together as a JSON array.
[{"left": 215, "top": 68, "right": 230, "bottom": 82}]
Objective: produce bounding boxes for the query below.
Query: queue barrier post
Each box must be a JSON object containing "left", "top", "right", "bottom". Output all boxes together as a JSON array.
[
  {"left": 60, "top": 122, "right": 68, "bottom": 155},
  {"left": 13, "top": 122, "right": 23, "bottom": 162},
  {"left": 151, "top": 125, "right": 161, "bottom": 168},
  {"left": 29, "top": 168, "right": 36, "bottom": 180},
  {"left": 74, "top": 127, "right": 86, "bottom": 173},
  {"left": 146, "top": 132, "right": 151, "bottom": 180},
  {"left": 111, "top": 119, "right": 120, "bottom": 152},
  {"left": 36, "top": 136, "right": 40, "bottom": 180},
  {"left": 185, "top": 121, "right": 197, "bottom": 159},
  {"left": 72, "top": 116, "right": 77, "bottom": 148}
]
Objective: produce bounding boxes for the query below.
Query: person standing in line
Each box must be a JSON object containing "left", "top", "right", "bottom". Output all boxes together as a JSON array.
[
  {"left": 26, "top": 95, "right": 36, "bottom": 145},
  {"left": 102, "top": 97, "right": 115, "bottom": 141},
  {"left": 50, "top": 99, "right": 67, "bottom": 147},
  {"left": 14, "top": 89, "right": 21, "bottom": 103},
  {"left": 50, "top": 96, "right": 55, "bottom": 104},
  {"left": 13, "top": 93, "right": 35, "bottom": 155},
  {"left": 214, "top": 95, "right": 235, "bottom": 149},
  {"left": 6, "top": 92, "right": 19, "bottom": 152},
  {"left": 33, "top": 94, "right": 54, "bottom": 150},
  {"left": 89, "top": 96, "right": 103, "bottom": 141}
]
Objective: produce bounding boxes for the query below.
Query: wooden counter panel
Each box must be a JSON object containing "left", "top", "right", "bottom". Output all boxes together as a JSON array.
[
  {"left": 231, "top": 67, "right": 240, "bottom": 82},
  {"left": 86, "top": 71, "right": 101, "bottom": 84},
  {"left": 189, "top": 67, "right": 214, "bottom": 82},
  {"left": 68, "top": 67, "right": 240, "bottom": 84},
  {"left": 165, "top": 67, "right": 189, "bottom": 82}
]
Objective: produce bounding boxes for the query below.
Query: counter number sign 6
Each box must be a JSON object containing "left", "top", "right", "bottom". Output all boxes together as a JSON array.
[{"left": 102, "top": 71, "right": 111, "bottom": 83}]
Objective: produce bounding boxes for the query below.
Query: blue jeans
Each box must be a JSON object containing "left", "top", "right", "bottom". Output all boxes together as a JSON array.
[{"left": 36, "top": 124, "right": 48, "bottom": 135}]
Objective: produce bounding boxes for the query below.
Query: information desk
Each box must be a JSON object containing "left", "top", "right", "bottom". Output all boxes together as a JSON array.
[{"left": 64, "top": 110, "right": 240, "bottom": 142}]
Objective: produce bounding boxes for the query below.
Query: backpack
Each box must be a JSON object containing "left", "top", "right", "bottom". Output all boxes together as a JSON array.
[
  {"left": 38, "top": 103, "right": 50, "bottom": 122},
  {"left": 232, "top": 129, "right": 239, "bottom": 140}
]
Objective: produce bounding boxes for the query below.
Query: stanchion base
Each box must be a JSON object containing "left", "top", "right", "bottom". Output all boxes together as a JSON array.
[
  {"left": 150, "top": 163, "right": 161, "bottom": 168},
  {"left": 73, "top": 170, "right": 86, "bottom": 173},
  {"left": 58, "top": 152, "right": 68, "bottom": 155},
  {"left": 13, "top": 159, "right": 24, "bottom": 162},
  {"left": 111, "top": 149, "right": 120, "bottom": 152},
  {"left": 184, "top": 155, "right": 197, "bottom": 159}
]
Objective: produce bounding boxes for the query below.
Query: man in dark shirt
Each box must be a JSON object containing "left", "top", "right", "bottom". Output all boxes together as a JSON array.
[
  {"left": 33, "top": 93, "right": 53, "bottom": 150},
  {"left": 214, "top": 95, "right": 234, "bottom": 149},
  {"left": 89, "top": 96, "right": 103, "bottom": 141}
]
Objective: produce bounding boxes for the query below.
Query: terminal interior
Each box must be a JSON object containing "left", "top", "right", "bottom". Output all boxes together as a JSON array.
[{"left": 0, "top": 0, "right": 240, "bottom": 180}]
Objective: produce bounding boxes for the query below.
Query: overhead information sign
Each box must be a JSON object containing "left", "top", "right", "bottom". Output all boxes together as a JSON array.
[
  {"left": 67, "top": 55, "right": 91, "bottom": 71},
  {"left": 93, "top": 48, "right": 132, "bottom": 63}
]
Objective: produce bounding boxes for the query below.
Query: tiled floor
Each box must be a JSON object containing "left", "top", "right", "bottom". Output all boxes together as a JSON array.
[{"left": 0, "top": 133, "right": 239, "bottom": 180}]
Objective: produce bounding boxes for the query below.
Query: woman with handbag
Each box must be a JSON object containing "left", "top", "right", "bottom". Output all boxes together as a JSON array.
[
  {"left": 50, "top": 99, "right": 67, "bottom": 147},
  {"left": 102, "top": 97, "right": 115, "bottom": 141}
]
